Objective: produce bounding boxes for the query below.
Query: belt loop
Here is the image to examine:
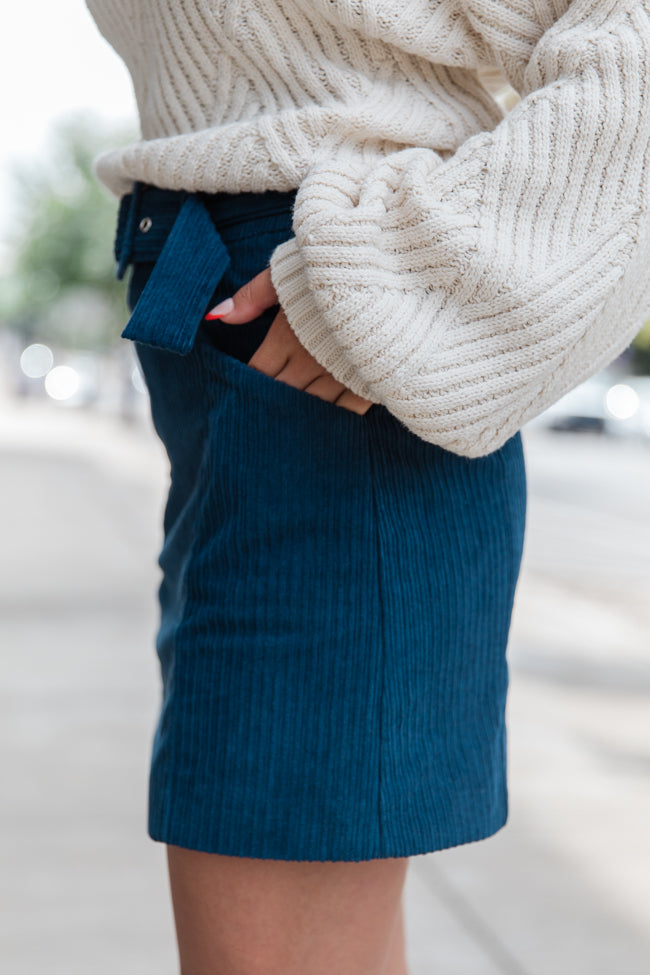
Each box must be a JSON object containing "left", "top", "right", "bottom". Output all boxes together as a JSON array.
[{"left": 115, "top": 180, "right": 144, "bottom": 281}]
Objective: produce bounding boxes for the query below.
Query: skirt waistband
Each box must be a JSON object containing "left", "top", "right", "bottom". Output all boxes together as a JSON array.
[{"left": 114, "top": 181, "right": 297, "bottom": 280}]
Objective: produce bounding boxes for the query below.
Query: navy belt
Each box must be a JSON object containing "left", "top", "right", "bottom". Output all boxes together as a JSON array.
[{"left": 113, "top": 181, "right": 296, "bottom": 356}]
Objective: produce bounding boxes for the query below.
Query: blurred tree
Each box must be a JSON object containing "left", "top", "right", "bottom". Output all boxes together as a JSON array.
[
  {"left": 630, "top": 317, "right": 650, "bottom": 374},
  {"left": 0, "top": 112, "right": 136, "bottom": 351}
]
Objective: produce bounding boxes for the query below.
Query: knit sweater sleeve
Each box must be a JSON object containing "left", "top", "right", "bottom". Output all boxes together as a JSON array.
[{"left": 269, "top": 0, "right": 650, "bottom": 457}]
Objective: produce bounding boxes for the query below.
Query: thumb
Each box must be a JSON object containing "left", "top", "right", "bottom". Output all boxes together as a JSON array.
[{"left": 205, "top": 267, "right": 278, "bottom": 323}]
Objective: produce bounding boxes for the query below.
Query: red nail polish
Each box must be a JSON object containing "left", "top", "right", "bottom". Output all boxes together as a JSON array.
[{"left": 205, "top": 312, "right": 226, "bottom": 320}]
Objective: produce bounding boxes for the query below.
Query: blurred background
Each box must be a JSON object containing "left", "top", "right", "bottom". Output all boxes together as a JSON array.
[{"left": 1, "top": 5, "right": 649, "bottom": 974}]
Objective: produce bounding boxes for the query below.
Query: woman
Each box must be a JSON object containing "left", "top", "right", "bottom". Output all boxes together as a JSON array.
[{"left": 86, "top": 1, "right": 650, "bottom": 972}]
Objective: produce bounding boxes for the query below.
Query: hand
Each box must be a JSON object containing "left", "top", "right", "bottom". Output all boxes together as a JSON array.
[{"left": 205, "top": 268, "right": 374, "bottom": 415}]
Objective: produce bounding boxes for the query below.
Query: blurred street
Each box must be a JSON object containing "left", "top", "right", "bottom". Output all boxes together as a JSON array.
[{"left": 1, "top": 392, "right": 649, "bottom": 974}]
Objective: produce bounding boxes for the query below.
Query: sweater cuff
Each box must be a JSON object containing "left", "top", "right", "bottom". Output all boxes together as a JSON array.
[{"left": 269, "top": 237, "right": 380, "bottom": 404}]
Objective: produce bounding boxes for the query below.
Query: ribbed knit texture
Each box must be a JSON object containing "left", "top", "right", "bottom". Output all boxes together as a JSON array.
[
  {"left": 88, "top": 1, "right": 650, "bottom": 456},
  {"left": 124, "top": 194, "right": 527, "bottom": 860}
]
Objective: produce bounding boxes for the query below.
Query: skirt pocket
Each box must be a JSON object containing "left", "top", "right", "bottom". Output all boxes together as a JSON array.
[
  {"left": 124, "top": 196, "right": 380, "bottom": 421},
  {"left": 193, "top": 326, "right": 381, "bottom": 426}
]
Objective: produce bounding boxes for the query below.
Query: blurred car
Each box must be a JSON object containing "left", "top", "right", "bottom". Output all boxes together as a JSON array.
[{"left": 531, "top": 368, "right": 650, "bottom": 439}]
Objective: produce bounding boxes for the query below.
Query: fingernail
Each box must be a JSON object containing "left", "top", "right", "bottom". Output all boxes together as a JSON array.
[{"left": 205, "top": 297, "right": 235, "bottom": 320}]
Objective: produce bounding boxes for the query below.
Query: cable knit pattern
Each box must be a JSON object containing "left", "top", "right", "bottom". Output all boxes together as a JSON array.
[{"left": 87, "top": 1, "right": 650, "bottom": 456}]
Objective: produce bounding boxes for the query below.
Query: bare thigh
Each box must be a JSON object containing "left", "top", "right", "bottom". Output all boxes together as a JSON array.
[{"left": 166, "top": 845, "right": 409, "bottom": 975}]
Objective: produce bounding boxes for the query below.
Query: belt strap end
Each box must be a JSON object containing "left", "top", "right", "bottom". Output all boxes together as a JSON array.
[{"left": 120, "top": 196, "right": 231, "bottom": 355}]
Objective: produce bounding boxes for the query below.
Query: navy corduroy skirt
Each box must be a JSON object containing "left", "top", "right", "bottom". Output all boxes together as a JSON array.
[{"left": 121, "top": 186, "right": 527, "bottom": 862}]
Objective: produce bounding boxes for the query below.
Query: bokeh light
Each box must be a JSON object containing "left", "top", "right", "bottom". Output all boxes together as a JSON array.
[
  {"left": 131, "top": 362, "right": 147, "bottom": 394},
  {"left": 19, "top": 343, "right": 54, "bottom": 379},
  {"left": 44, "top": 365, "right": 80, "bottom": 401},
  {"left": 605, "top": 383, "right": 640, "bottom": 420}
]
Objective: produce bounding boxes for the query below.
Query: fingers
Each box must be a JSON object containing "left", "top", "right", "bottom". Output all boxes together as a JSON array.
[
  {"left": 248, "top": 310, "right": 375, "bottom": 414},
  {"left": 207, "top": 283, "right": 376, "bottom": 415},
  {"left": 307, "top": 379, "right": 374, "bottom": 414},
  {"left": 331, "top": 390, "right": 375, "bottom": 415},
  {"left": 249, "top": 313, "right": 348, "bottom": 402},
  {"left": 247, "top": 308, "right": 302, "bottom": 376},
  {"left": 205, "top": 267, "right": 278, "bottom": 323}
]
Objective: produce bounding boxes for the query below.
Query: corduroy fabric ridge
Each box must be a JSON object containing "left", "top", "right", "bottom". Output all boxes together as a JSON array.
[{"left": 126, "top": 190, "right": 527, "bottom": 862}]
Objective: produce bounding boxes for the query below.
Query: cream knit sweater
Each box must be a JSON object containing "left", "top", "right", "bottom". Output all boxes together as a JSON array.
[{"left": 87, "top": 0, "right": 650, "bottom": 456}]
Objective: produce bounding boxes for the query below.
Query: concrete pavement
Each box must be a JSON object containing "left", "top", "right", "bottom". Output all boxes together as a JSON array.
[{"left": 1, "top": 396, "right": 649, "bottom": 974}]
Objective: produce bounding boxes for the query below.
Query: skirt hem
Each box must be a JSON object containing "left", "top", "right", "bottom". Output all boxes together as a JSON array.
[{"left": 146, "top": 809, "right": 509, "bottom": 862}]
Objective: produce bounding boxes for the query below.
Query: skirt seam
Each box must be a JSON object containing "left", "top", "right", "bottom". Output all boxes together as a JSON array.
[{"left": 366, "top": 422, "right": 387, "bottom": 858}]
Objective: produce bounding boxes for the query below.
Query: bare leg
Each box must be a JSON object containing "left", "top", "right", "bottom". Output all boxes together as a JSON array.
[
  {"left": 385, "top": 897, "right": 409, "bottom": 975},
  {"left": 166, "top": 845, "right": 409, "bottom": 975}
]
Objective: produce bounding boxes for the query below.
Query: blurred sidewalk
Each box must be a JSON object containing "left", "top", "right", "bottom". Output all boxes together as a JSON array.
[{"left": 1, "top": 398, "right": 649, "bottom": 974}]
